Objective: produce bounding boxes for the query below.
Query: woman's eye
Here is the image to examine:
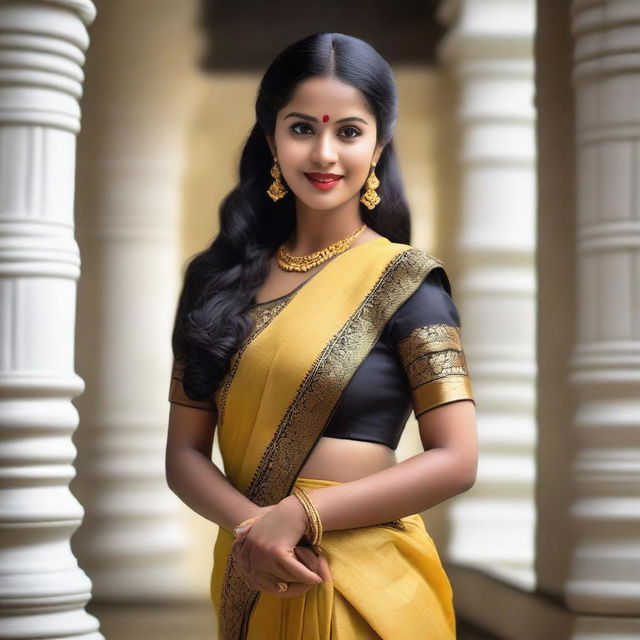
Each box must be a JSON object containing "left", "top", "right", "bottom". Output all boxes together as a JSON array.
[
  {"left": 291, "top": 122, "right": 313, "bottom": 135},
  {"left": 290, "top": 123, "right": 361, "bottom": 139},
  {"left": 341, "top": 126, "right": 361, "bottom": 138}
]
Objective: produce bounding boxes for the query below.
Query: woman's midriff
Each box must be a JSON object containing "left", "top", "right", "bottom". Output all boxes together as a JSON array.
[{"left": 297, "top": 435, "right": 398, "bottom": 482}]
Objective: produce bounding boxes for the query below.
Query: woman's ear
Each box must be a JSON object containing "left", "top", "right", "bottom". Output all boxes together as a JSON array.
[
  {"left": 265, "top": 135, "right": 276, "bottom": 159},
  {"left": 373, "top": 143, "right": 385, "bottom": 166}
]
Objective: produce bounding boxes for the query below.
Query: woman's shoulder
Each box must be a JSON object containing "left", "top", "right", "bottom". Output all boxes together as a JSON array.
[
  {"left": 384, "top": 239, "right": 439, "bottom": 259},
  {"left": 385, "top": 241, "right": 448, "bottom": 281},
  {"left": 364, "top": 235, "right": 451, "bottom": 294},
  {"left": 382, "top": 247, "right": 460, "bottom": 346}
]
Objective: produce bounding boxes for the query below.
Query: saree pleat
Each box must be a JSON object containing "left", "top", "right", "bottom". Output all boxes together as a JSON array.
[{"left": 209, "top": 238, "right": 456, "bottom": 639}]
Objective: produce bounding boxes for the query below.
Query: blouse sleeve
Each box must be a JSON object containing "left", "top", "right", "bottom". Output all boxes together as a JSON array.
[
  {"left": 386, "top": 266, "right": 475, "bottom": 419},
  {"left": 168, "top": 358, "right": 217, "bottom": 412}
]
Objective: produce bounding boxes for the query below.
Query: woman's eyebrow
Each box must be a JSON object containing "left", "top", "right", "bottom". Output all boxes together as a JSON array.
[{"left": 283, "top": 111, "right": 368, "bottom": 125}]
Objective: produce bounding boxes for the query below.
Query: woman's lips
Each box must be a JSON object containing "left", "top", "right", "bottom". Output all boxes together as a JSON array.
[{"left": 305, "top": 174, "right": 343, "bottom": 190}]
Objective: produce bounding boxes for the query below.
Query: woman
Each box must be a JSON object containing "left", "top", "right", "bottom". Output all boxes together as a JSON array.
[{"left": 166, "top": 32, "right": 478, "bottom": 640}]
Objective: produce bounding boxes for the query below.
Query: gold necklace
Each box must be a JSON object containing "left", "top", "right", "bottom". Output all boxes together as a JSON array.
[{"left": 276, "top": 223, "right": 368, "bottom": 272}]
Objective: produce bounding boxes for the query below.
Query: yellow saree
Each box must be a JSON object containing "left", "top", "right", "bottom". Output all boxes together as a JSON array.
[{"left": 209, "top": 236, "right": 458, "bottom": 640}]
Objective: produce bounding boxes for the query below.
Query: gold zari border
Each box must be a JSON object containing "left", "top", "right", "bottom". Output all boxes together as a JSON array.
[
  {"left": 397, "top": 324, "right": 474, "bottom": 417},
  {"left": 411, "top": 375, "right": 474, "bottom": 418}
]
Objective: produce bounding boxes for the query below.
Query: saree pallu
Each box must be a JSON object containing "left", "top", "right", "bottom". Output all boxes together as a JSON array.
[{"left": 210, "top": 237, "right": 457, "bottom": 640}]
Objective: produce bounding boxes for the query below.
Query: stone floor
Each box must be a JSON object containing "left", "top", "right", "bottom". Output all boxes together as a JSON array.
[
  {"left": 87, "top": 601, "right": 216, "bottom": 640},
  {"left": 87, "top": 600, "right": 503, "bottom": 639}
]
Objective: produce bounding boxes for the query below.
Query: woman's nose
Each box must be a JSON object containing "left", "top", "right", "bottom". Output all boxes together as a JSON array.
[{"left": 310, "top": 133, "right": 338, "bottom": 165}]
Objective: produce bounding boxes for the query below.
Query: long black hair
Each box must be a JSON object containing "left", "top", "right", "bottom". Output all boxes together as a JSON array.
[{"left": 172, "top": 32, "right": 412, "bottom": 403}]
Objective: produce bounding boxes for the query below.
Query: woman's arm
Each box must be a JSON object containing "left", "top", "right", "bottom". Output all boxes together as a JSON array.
[
  {"left": 167, "top": 402, "right": 331, "bottom": 590},
  {"left": 165, "top": 403, "right": 260, "bottom": 533},
  {"left": 280, "top": 399, "right": 478, "bottom": 532}
]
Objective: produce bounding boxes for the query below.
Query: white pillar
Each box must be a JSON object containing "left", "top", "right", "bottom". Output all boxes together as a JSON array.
[
  {"left": 0, "top": 1, "right": 103, "bottom": 638},
  {"left": 568, "top": 1, "right": 640, "bottom": 636},
  {"left": 437, "top": 0, "right": 538, "bottom": 589},
  {"left": 70, "top": 0, "right": 202, "bottom": 599}
]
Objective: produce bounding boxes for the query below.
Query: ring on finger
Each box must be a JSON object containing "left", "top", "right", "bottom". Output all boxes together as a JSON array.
[{"left": 277, "top": 581, "right": 289, "bottom": 592}]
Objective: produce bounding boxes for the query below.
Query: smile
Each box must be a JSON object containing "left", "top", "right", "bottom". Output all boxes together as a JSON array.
[{"left": 305, "top": 173, "right": 343, "bottom": 190}]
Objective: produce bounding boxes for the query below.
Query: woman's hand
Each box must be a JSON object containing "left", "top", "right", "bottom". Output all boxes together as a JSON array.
[
  {"left": 231, "top": 496, "right": 330, "bottom": 597},
  {"left": 234, "top": 540, "right": 331, "bottom": 598},
  {"left": 232, "top": 519, "right": 333, "bottom": 598}
]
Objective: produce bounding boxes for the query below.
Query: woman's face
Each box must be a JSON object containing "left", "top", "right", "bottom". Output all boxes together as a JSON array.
[{"left": 266, "top": 75, "right": 384, "bottom": 212}]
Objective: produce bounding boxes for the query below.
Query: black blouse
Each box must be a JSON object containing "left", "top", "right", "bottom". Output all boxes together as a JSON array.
[
  {"left": 321, "top": 266, "right": 472, "bottom": 450},
  {"left": 168, "top": 266, "right": 474, "bottom": 451}
]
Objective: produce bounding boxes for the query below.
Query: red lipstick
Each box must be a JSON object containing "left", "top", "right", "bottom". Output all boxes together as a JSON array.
[{"left": 304, "top": 172, "right": 343, "bottom": 190}]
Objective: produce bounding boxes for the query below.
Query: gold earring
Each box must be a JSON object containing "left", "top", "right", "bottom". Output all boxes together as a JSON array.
[
  {"left": 267, "top": 157, "right": 288, "bottom": 202},
  {"left": 360, "top": 162, "right": 380, "bottom": 210}
]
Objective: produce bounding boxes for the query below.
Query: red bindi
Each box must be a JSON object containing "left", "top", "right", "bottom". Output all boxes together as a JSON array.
[{"left": 322, "top": 114, "right": 330, "bottom": 122}]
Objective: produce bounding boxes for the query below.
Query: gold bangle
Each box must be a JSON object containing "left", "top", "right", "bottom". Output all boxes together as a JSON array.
[
  {"left": 292, "top": 488, "right": 316, "bottom": 541},
  {"left": 292, "top": 489, "right": 312, "bottom": 536},
  {"left": 292, "top": 487, "right": 323, "bottom": 552}
]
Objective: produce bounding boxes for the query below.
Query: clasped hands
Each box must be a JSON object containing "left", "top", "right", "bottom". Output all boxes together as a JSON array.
[{"left": 230, "top": 495, "right": 332, "bottom": 598}]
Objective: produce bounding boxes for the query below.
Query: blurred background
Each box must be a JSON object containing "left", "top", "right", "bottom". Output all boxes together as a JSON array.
[{"left": 1, "top": 0, "right": 638, "bottom": 638}]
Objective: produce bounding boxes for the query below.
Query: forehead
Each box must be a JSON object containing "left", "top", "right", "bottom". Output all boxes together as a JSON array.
[{"left": 282, "top": 76, "right": 371, "bottom": 116}]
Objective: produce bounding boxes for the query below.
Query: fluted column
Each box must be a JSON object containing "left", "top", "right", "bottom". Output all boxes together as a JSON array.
[
  {"left": 567, "top": 1, "right": 640, "bottom": 636},
  {"left": 69, "top": 0, "right": 203, "bottom": 599},
  {"left": 437, "top": 0, "right": 537, "bottom": 589},
  {"left": 0, "top": 1, "right": 103, "bottom": 638}
]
